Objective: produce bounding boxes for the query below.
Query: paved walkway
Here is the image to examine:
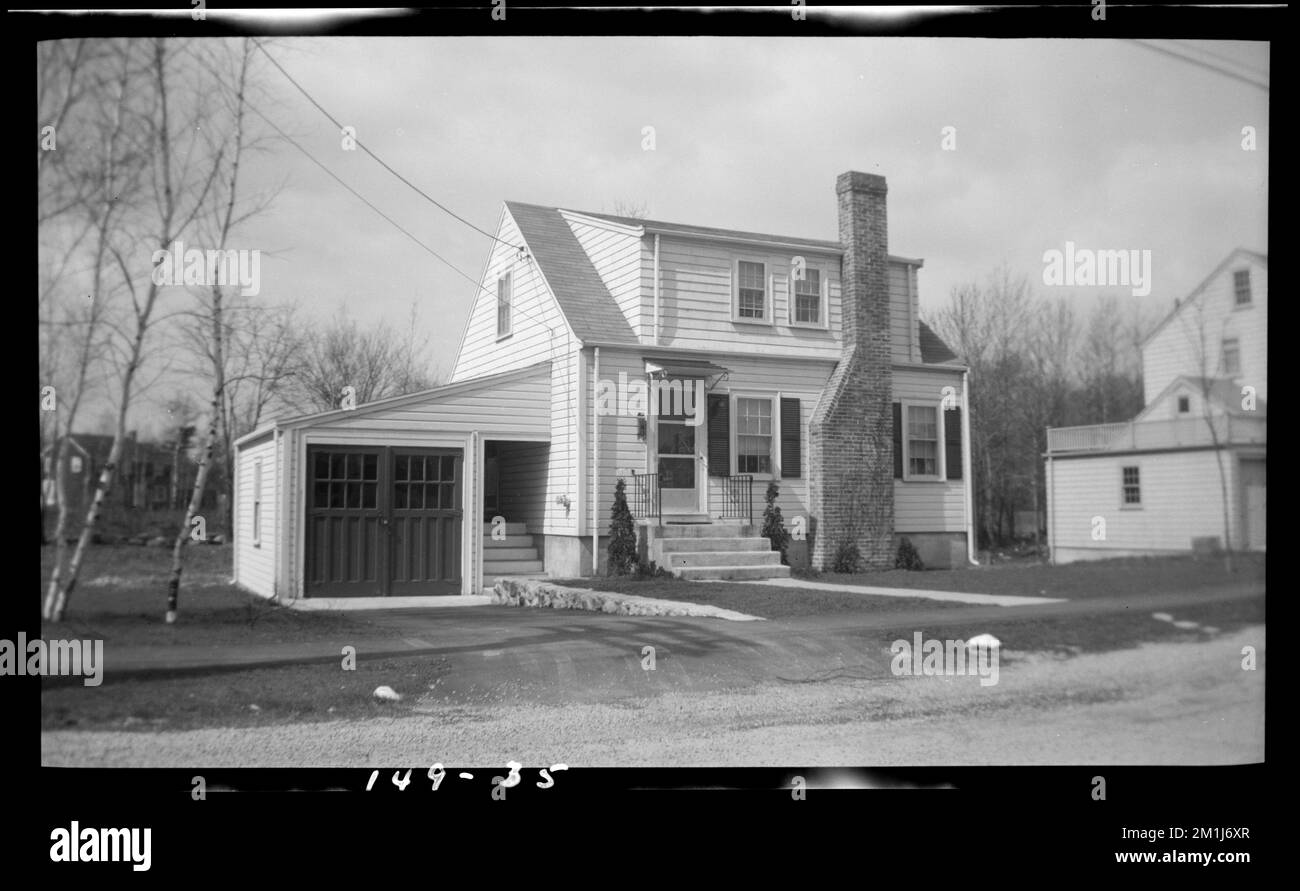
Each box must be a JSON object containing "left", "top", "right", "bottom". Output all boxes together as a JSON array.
[{"left": 739, "top": 577, "right": 1066, "bottom": 607}]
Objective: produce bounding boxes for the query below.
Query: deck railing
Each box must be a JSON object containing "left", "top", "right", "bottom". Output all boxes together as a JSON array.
[{"left": 1046, "top": 415, "right": 1266, "bottom": 454}]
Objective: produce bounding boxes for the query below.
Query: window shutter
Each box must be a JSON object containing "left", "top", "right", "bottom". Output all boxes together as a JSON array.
[
  {"left": 945, "top": 407, "right": 962, "bottom": 481},
  {"left": 707, "top": 394, "right": 730, "bottom": 477},
  {"left": 892, "top": 402, "right": 903, "bottom": 479},
  {"left": 780, "top": 398, "right": 801, "bottom": 478}
]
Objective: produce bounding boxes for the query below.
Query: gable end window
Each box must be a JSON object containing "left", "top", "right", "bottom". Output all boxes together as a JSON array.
[
  {"left": 1221, "top": 338, "right": 1241, "bottom": 375},
  {"left": 1122, "top": 466, "right": 1141, "bottom": 506},
  {"left": 734, "top": 260, "right": 770, "bottom": 323},
  {"left": 1177, "top": 395, "right": 1190, "bottom": 414},
  {"left": 496, "top": 271, "right": 513, "bottom": 339},
  {"left": 1233, "top": 269, "right": 1252, "bottom": 306}
]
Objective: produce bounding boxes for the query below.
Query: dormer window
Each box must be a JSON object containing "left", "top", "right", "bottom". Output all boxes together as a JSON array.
[
  {"left": 496, "top": 270, "right": 512, "bottom": 339},
  {"left": 1233, "top": 269, "right": 1251, "bottom": 306},
  {"left": 1177, "top": 395, "right": 1190, "bottom": 414},
  {"left": 733, "top": 260, "right": 770, "bottom": 323}
]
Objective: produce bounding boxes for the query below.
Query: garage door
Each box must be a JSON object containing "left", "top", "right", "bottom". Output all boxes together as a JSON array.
[{"left": 305, "top": 446, "right": 462, "bottom": 597}]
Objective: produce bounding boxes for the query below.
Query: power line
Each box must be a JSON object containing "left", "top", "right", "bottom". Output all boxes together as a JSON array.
[
  {"left": 1131, "top": 39, "right": 1269, "bottom": 91},
  {"left": 1167, "top": 40, "right": 1269, "bottom": 80},
  {"left": 250, "top": 38, "right": 524, "bottom": 253},
  {"left": 182, "top": 45, "right": 559, "bottom": 337}
]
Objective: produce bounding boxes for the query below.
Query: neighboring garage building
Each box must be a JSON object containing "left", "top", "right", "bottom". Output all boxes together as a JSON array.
[{"left": 233, "top": 362, "right": 551, "bottom": 601}]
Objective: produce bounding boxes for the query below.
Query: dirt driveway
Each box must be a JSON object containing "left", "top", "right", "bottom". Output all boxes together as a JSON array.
[{"left": 42, "top": 627, "right": 1264, "bottom": 767}]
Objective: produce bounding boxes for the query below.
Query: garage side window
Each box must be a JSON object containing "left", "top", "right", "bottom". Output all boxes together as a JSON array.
[{"left": 253, "top": 458, "right": 263, "bottom": 546}]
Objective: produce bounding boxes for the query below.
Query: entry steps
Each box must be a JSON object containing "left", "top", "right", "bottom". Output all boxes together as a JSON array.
[
  {"left": 482, "top": 522, "right": 547, "bottom": 587},
  {"left": 651, "top": 523, "right": 790, "bottom": 580}
]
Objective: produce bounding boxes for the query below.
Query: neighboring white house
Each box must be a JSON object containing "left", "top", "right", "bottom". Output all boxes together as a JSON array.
[
  {"left": 234, "top": 169, "right": 974, "bottom": 601},
  {"left": 1044, "top": 248, "right": 1266, "bottom": 563}
]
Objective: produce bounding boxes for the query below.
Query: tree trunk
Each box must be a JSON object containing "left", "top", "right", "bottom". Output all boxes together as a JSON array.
[{"left": 167, "top": 295, "right": 225, "bottom": 622}]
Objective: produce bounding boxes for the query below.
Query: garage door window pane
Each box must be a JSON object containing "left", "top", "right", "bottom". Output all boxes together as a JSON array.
[
  {"left": 313, "top": 481, "right": 328, "bottom": 508},
  {"left": 395, "top": 455, "right": 408, "bottom": 481},
  {"left": 314, "top": 452, "right": 330, "bottom": 479},
  {"left": 363, "top": 454, "right": 378, "bottom": 480},
  {"left": 394, "top": 485, "right": 407, "bottom": 509},
  {"left": 362, "top": 482, "right": 377, "bottom": 509},
  {"left": 442, "top": 455, "right": 456, "bottom": 481},
  {"left": 347, "top": 482, "right": 361, "bottom": 509},
  {"left": 409, "top": 484, "right": 425, "bottom": 509},
  {"left": 329, "top": 482, "right": 345, "bottom": 509},
  {"left": 346, "top": 454, "right": 361, "bottom": 480},
  {"left": 410, "top": 458, "right": 425, "bottom": 481},
  {"left": 330, "top": 454, "right": 345, "bottom": 479}
]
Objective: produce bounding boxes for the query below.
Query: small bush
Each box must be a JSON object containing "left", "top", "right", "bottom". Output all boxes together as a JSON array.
[
  {"left": 831, "top": 540, "right": 861, "bottom": 574},
  {"left": 607, "top": 478, "right": 638, "bottom": 576},
  {"left": 760, "top": 481, "right": 792, "bottom": 564},
  {"left": 633, "top": 560, "right": 673, "bottom": 579},
  {"left": 895, "top": 537, "right": 925, "bottom": 571}
]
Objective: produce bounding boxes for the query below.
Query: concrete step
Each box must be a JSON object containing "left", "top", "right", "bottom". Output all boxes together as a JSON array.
[
  {"left": 483, "top": 534, "right": 536, "bottom": 549},
  {"left": 478, "top": 546, "right": 539, "bottom": 561},
  {"left": 674, "top": 564, "right": 792, "bottom": 580},
  {"left": 664, "top": 550, "right": 782, "bottom": 568},
  {"left": 656, "top": 524, "right": 758, "bottom": 539},
  {"left": 483, "top": 559, "right": 545, "bottom": 574},
  {"left": 655, "top": 537, "right": 772, "bottom": 553},
  {"left": 482, "top": 522, "right": 528, "bottom": 535}
]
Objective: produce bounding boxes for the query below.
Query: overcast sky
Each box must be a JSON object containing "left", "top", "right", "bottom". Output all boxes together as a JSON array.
[{"left": 104, "top": 35, "right": 1269, "bottom": 431}]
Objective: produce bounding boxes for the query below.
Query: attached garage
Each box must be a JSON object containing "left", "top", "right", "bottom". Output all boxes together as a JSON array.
[{"left": 233, "top": 362, "right": 551, "bottom": 601}]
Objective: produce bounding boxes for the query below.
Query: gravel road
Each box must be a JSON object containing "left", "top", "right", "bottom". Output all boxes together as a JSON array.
[{"left": 42, "top": 627, "right": 1264, "bottom": 767}]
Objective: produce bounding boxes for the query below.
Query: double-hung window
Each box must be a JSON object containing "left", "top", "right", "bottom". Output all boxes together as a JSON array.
[{"left": 735, "top": 260, "right": 768, "bottom": 322}]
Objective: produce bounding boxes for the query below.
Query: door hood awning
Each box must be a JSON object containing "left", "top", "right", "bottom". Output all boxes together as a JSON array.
[{"left": 642, "top": 356, "right": 730, "bottom": 385}]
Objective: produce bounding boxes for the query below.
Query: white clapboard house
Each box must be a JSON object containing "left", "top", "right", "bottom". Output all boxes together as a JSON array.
[
  {"left": 233, "top": 170, "right": 974, "bottom": 600},
  {"left": 1044, "top": 248, "right": 1267, "bottom": 563}
]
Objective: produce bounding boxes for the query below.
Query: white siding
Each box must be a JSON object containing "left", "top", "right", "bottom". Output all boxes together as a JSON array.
[
  {"left": 889, "top": 263, "right": 921, "bottom": 364},
  {"left": 565, "top": 217, "right": 644, "bottom": 337},
  {"left": 893, "top": 367, "right": 966, "bottom": 533},
  {"left": 449, "top": 207, "right": 583, "bottom": 539},
  {"left": 1049, "top": 449, "right": 1246, "bottom": 560},
  {"left": 653, "top": 236, "right": 844, "bottom": 359},
  {"left": 1142, "top": 255, "right": 1267, "bottom": 404},
  {"left": 235, "top": 433, "right": 277, "bottom": 599},
  {"left": 586, "top": 348, "right": 835, "bottom": 531}
]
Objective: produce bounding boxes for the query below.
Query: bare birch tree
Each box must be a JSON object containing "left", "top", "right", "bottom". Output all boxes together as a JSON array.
[{"left": 47, "top": 38, "right": 224, "bottom": 621}]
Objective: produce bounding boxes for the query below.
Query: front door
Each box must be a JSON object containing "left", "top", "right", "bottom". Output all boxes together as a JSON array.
[
  {"left": 305, "top": 446, "right": 462, "bottom": 597},
  {"left": 657, "top": 419, "right": 699, "bottom": 514},
  {"left": 654, "top": 377, "right": 705, "bottom": 515}
]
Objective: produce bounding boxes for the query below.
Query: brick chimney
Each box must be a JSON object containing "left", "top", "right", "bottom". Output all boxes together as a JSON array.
[{"left": 808, "top": 171, "right": 895, "bottom": 569}]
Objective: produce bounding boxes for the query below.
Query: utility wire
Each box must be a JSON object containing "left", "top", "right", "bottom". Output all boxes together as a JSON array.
[
  {"left": 250, "top": 37, "right": 525, "bottom": 253},
  {"left": 1167, "top": 40, "right": 1269, "bottom": 80},
  {"left": 1131, "top": 39, "right": 1269, "bottom": 91},
  {"left": 184, "top": 45, "right": 558, "bottom": 336}
]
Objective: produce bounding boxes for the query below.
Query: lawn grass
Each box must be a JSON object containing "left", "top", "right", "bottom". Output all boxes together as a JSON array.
[
  {"left": 548, "top": 576, "right": 969, "bottom": 619},
  {"left": 42, "top": 654, "right": 449, "bottom": 732},
  {"left": 900, "top": 593, "right": 1265, "bottom": 657},
  {"left": 39, "top": 544, "right": 384, "bottom": 648},
  {"left": 817, "top": 552, "right": 1265, "bottom": 600}
]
